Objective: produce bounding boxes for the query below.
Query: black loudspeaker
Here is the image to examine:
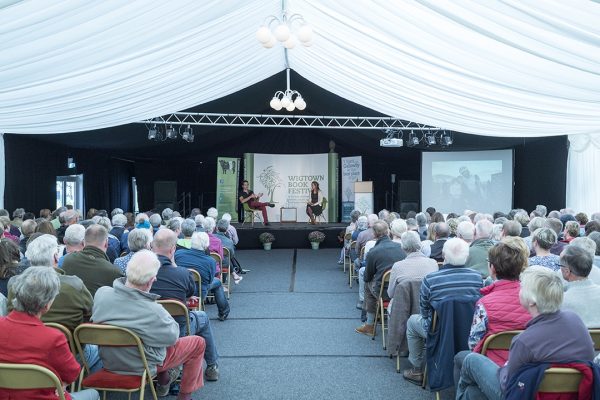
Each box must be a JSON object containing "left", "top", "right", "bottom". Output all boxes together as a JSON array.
[
  {"left": 398, "top": 180, "right": 420, "bottom": 213},
  {"left": 154, "top": 181, "right": 177, "bottom": 210}
]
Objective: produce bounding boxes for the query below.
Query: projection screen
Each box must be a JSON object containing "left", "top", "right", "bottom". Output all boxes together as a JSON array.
[{"left": 421, "top": 150, "right": 513, "bottom": 214}]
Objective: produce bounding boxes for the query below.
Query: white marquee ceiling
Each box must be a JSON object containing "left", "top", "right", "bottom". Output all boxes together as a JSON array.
[{"left": 1, "top": 0, "right": 600, "bottom": 137}]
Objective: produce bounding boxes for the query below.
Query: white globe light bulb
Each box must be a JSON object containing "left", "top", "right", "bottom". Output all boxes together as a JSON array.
[
  {"left": 285, "top": 102, "right": 296, "bottom": 112},
  {"left": 293, "top": 96, "right": 303, "bottom": 107},
  {"left": 256, "top": 26, "right": 272, "bottom": 43},
  {"left": 274, "top": 23, "right": 290, "bottom": 42},
  {"left": 283, "top": 37, "right": 296, "bottom": 49},
  {"left": 280, "top": 96, "right": 291, "bottom": 108},
  {"left": 302, "top": 40, "right": 313, "bottom": 48},
  {"left": 296, "top": 98, "right": 306, "bottom": 111},
  {"left": 262, "top": 36, "right": 276, "bottom": 48},
  {"left": 269, "top": 97, "right": 281, "bottom": 110},
  {"left": 297, "top": 24, "right": 313, "bottom": 43}
]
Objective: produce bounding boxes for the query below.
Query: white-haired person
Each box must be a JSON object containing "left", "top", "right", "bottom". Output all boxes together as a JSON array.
[
  {"left": 403, "top": 238, "right": 483, "bottom": 385},
  {"left": 177, "top": 219, "right": 196, "bottom": 249},
  {"left": 194, "top": 214, "right": 205, "bottom": 233},
  {"left": 456, "top": 267, "right": 595, "bottom": 399},
  {"left": 560, "top": 244, "right": 600, "bottom": 327},
  {"left": 390, "top": 218, "right": 408, "bottom": 245},
  {"left": 175, "top": 232, "right": 231, "bottom": 319},
  {"left": 92, "top": 250, "right": 207, "bottom": 399},
  {"left": 149, "top": 213, "right": 162, "bottom": 234},
  {"left": 206, "top": 207, "right": 218, "bottom": 220},
  {"left": 221, "top": 213, "right": 238, "bottom": 245},
  {"left": 529, "top": 227, "right": 560, "bottom": 271},
  {"left": 57, "top": 223, "right": 85, "bottom": 268},
  {"left": 1, "top": 267, "right": 100, "bottom": 400},
  {"left": 91, "top": 216, "right": 120, "bottom": 263},
  {"left": 214, "top": 219, "right": 243, "bottom": 283},
  {"left": 456, "top": 221, "right": 475, "bottom": 244},
  {"left": 387, "top": 231, "right": 438, "bottom": 311},
  {"left": 464, "top": 219, "right": 495, "bottom": 278},
  {"left": 162, "top": 207, "right": 174, "bottom": 222},
  {"left": 113, "top": 228, "right": 153, "bottom": 274},
  {"left": 202, "top": 217, "right": 224, "bottom": 273},
  {"left": 110, "top": 212, "right": 128, "bottom": 242}
]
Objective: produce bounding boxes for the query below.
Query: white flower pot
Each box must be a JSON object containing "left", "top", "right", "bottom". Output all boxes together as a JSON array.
[
  {"left": 310, "top": 242, "right": 320, "bottom": 250},
  {"left": 263, "top": 242, "right": 272, "bottom": 251}
]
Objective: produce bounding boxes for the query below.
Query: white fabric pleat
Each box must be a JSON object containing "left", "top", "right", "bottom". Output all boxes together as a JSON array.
[{"left": 567, "top": 134, "right": 600, "bottom": 215}]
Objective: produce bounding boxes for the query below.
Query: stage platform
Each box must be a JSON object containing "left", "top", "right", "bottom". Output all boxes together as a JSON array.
[{"left": 232, "top": 222, "right": 346, "bottom": 250}]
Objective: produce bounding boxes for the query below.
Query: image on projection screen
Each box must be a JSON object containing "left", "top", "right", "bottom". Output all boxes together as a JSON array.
[{"left": 421, "top": 150, "right": 513, "bottom": 214}]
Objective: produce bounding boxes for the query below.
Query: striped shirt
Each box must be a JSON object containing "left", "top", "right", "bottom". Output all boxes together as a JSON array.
[{"left": 420, "top": 264, "right": 483, "bottom": 332}]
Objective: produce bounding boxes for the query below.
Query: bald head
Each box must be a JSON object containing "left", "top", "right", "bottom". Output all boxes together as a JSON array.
[
  {"left": 152, "top": 228, "right": 177, "bottom": 257},
  {"left": 84, "top": 225, "right": 108, "bottom": 250}
]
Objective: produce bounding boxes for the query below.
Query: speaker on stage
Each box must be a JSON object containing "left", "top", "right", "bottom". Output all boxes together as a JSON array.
[
  {"left": 398, "top": 180, "right": 420, "bottom": 214},
  {"left": 154, "top": 181, "right": 177, "bottom": 211}
]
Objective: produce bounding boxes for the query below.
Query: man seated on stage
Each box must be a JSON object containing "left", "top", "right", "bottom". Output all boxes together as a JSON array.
[{"left": 239, "top": 180, "right": 274, "bottom": 226}]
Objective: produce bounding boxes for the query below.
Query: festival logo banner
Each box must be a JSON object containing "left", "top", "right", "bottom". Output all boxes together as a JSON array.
[
  {"left": 216, "top": 157, "right": 239, "bottom": 220},
  {"left": 252, "top": 153, "right": 330, "bottom": 222},
  {"left": 341, "top": 156, "right": 362, "bottom": 222}
]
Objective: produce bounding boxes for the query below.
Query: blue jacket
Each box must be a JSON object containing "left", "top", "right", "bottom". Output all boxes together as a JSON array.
[
  {"left": 174, "top": 248, "right": 216, "bottom": 298},
  {"left": 425, "top": 294, "right": 480, "bottom": 391},
  {"left": 505, "top": 361, "right": 600, "bottom": 400}
]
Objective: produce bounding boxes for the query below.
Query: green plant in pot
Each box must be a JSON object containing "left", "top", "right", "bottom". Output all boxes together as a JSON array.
[
  {"left": 308, "top": 231, "right": 325, "bottom": 250},
  {"left": 259, "top": 232, "right": 275, "bottom": 250}
]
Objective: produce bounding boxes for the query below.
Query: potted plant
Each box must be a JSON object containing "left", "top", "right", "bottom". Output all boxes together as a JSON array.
[
  {"left": 308, "top": 231, "right": 326, "bottom": 250},
  {"left": 259, "top": 232, "right": 275, "bottom": 250}
]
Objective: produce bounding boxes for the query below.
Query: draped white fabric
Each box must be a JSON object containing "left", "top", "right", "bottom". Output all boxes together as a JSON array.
[
  {"left": 567, "top": 134, "right": 600, "bottom": 215},
  {"left": 0, "top": 0, "right": 283, "bottom": 133},
  {"left": 0, "top": 0, "right": 599, "bottom": 136},
  {"left": 0, "top": 133, "right": 4, "bottom": 209}
]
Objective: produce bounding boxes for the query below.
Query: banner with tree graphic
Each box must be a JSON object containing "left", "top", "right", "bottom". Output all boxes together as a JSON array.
[
  {"left": 216, "top": 157, "right": 239, "bottom": 221},
  {"left": 341, "top": 156, "right": 362, "bottom": 222},
  {"left": 245, "top": 153, "right": 336, "bottom": 222}
]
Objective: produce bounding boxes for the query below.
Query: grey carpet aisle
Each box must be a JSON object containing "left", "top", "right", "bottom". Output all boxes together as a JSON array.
[{"left": 110, "top": 248, "right": 442, "bottom": 399}]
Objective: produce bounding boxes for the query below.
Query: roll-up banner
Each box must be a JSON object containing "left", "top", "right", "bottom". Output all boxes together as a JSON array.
[
  {"left": 341, "top": 156, "right": 362, "bottom": 222},
  {"left": 216, "top": 157, "right": 240, "bottom": 220}
]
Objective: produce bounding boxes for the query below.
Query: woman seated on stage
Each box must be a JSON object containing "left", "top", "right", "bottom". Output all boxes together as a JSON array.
[
  {"left": 306, "top": 181, "right": 323, "bottom": 225},
  {"left": 239, "top": 180, "right": 274, "bottom": 226}
]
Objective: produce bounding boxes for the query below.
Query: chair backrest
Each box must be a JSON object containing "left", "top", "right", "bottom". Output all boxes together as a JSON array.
[
  {"left": 359, "top": 246, "right": 365, "bottom": 261},
  {"left": 44, "top": 322, "right": 77, "bottom": 357},
  {"left": 223, "top": 247, "right": 231, "bottom": 267},
  {"left": 186, "top": 268, "right": 204, "bottom": 311},
  {"left": 344, "top": 232, "right": 352, "bottom": 241},
  {"left": 210, "top": 252, "right": 222, "bottom": 268},
  {"left": 74, "top": 323, "right": 150, "bottom": 377},
  {"left": 378, "top": 269, "right": 392, "bottom": 300},
  {"left": 243, "top": 202, "right": 255, "bottom": 212},
  {"left": 321, "top": 197, "right": 328, "bottom": 211},
  {"left": 480, "top": 330, "right": 523, "bottom": 356},
  {"left": 538, "top": 367, "right": 582, "bottom": 393},
  {"left": 589, "top": 329, "right": 600, "bottom": 351},
  {"left": 0, "top": 363, "right": 66, "bottom": 400},
  {"left": 158, "top": 299, "right": 191, "bottom": 337}
]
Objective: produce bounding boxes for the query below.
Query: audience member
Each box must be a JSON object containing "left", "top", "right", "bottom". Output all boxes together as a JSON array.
[
  {"left": 194, "top": 214, "right": 205, "bottom": 232},
  {"left": 524, "top": 216, "right": 545, "bottom": 250},
  {"left": 464, "top": 220, "right": 495, "bottom": 278},
  {"left": 0, "top": 238, "right": 22, "bottom": 296},
  {"left": 61, "top": 225, "right": 122, "bottom": 296},
  {"left": 355, "top": 213, "right": 378, "bottom": 258},
  {"left": 59, "top": 224, "right": 86, "bottom": 267},
  {"left": 545, "top": 217, "right": 567, "bottom": 255},
  {"left": 0, "top": 217, "right": 19, "bottom": 243},
  {"left": 569, "top": 236, "right": 600, "bottom": 285},
  {"left": 202, "top": 217, "right": 224, "bottom": 271},
  {"left": 110, "top": 213, "right": 128, "bottom": 241},
  {"left": 415, "top": 212, "right": 428, "bottom": 240},
  {"left": 501, "top": 220, "right": 521, "bottom": 238},
  {"left": 560, "top": 245, "right": 600, "bottom": 327},
  {"left": 149, "top": 213, "right": 162, "bottom": 234},
  {"left": 387, "top": 231, "right": 438, "bottom": 311},
  {"left": 513, "top": 212, "right": 530, "bottom": 238},
  {"left": 56, "top": 209, "right": 79, "bottom": 244},
  {"left": 214, "top": 219, "right": 243, "bottom": 283},
  {"left": 175, "top": 231, "right": 230, "bottom": 320},
  {"left": 113, "top": 228, "right": 152, "bottom": 274},
  {"left": 456, "top": 267, "right": 594, "bottom": 399},
  {"left": 456, "top": 221, "right": 475, "bottom": 243},
  {"left": 178, "top": 218, "right": 196, "bottom": 249},
  {"left": 162, "top": 207, "right": 174, "bottom": 223},
  {"left": 149, "top": 229, "right": 221, "bottom": 382},
  {"left": 403, "top": 238, "right": 482, "bottom": 385},
  {"left": 0, "top": 267, "right": 100, "bottom": 400},
  {"left": 92, "top": 250, "right": 206, "bottom": 399},
  {"left": 562, "top": 220, "right": 580, "bottom": 244},
  {"left": 356, "top": 221, "right": 406, "bottom": 335},
  {"left": 528, "top": 227, "right": 560, "bottom": 271},
  {"left": 585, "top": 220, "right": 600, "bottom": 236},
  {"left": 19, "top": 218, "right": 37, "bottom": 256},
  {"left": 429, "top": 222, "right": 450, "bottom": 262},
  {"left": 36, "top": 220, "right": 57, "bottom": 236},
  {"left": 589, "top": 231, "right": 600, "bottom": 267},
  {"left": 221, "top": 213, "right": 239, "bottom": 245},
  {"left": 454, "top": 237, "right": 530, "bottom": 386}
]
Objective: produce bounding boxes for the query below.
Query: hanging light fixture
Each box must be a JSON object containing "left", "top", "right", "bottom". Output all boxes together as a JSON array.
[
  {"left": 269, "top": 68, "right": 306, "bottom": 112},
  {"left": 408, "top": 130, "right": 420, "bottom": 146},
  {"left": 256, "top": 12, "right": 313, "bottom": 48}
]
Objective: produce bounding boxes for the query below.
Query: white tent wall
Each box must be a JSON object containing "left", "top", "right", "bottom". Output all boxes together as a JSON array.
[{"left": 567, "top": 134, "right": 600, "bottom": 216}]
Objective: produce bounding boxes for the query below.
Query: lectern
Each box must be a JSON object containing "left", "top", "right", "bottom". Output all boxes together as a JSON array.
[{"left": 354, "top": 181, "right": 374, "bottom": 215}]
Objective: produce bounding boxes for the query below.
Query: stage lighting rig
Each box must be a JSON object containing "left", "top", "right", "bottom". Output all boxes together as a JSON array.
[{"left": 380, "top": 128, "right": 403, "bottom": 147}]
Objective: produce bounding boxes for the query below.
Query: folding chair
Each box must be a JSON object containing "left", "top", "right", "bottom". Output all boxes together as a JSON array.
[
  {"left": 350, "top": 245, "right": 364, "bottom": 289},
  {"left": 241, "top": 202, "right": 262, "bottom": 226},
  {"left": 538, "top": 367, "right": 582, "bottom": 394},
  {"left": 480, "top": 330, "right": 523, "bottom": 356},
  {"left": 0, "top": 363, "right": 67, "bottom": 400},
  {"left": 343, "top": 233, "right": 352, "bottom": 273},
  {"left": 222, "top": 247, "right": 232, "bottom": 299},
  {"left": 74, "top": 323, "right": 158, "bottom": 400},
  {"left": 372, "top": 269, "right": 392, "bottom": 350},
  {"left": 45, "top": 322, "right": 78, "bottom": 391},
  {"left": 421, "top": 311, "right": 440, "bottom": 400},
  {"left": 348, "top": 240, "right": 357, "bottom": 285},
  {"left": 208, "top": 252, "right": 223, "bottom": 304},
  {"left": 158, "top": 299, "right": 191, "bottom": 337},
  {"left": 589, "top": 329, "right": 600, "bottom": 351},
  {"left": 186, "top": 268, "right": 204, "bottom": 311}
]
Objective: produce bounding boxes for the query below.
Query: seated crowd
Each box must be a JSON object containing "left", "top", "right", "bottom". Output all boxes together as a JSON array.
[
  {"left": 345, "top": 205, "right": 600, "bottom": 398},
  {"left": 0, "top": 205, "right": 245, "bottom": 399}
]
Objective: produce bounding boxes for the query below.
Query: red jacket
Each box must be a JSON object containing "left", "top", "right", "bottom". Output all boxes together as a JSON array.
[
  {"left": 473, "top": 280, "right": 531, "bottom": 365},
  {"left": 0, "top": 311, "right": 80, "bottom": 400}
]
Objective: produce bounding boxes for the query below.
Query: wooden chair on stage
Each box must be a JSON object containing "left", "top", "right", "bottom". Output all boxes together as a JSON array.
[
  {"left": 314, "top": 197, "right": 328, "bottom": 223},
  {"left": 242, "top": 203, "right": 262, "bottom": 227}
]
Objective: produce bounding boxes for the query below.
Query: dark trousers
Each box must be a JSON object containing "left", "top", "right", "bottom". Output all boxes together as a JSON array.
[{"left": 249, "top": 200, "right": 269, "bottom": 223}]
